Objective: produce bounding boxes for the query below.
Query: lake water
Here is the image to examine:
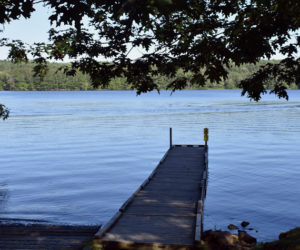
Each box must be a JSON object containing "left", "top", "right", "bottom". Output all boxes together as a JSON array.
[{"left": 0, "top": 90, "right": 299, "bottom": 242}]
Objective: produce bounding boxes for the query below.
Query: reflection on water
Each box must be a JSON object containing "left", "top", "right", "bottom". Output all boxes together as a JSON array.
[
  {"left": 0, "top": 183, "right": 8, "bottom": 212},
  {"left": 0, "top": 90, "right": 300, "bottom": 242}
]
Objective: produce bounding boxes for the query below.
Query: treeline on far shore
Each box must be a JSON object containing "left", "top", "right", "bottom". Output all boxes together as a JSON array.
[{"left": 0, "top": 60, "right": 298, "bottom": 91}]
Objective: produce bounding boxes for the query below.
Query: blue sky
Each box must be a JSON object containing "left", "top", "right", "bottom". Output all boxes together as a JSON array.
[
  {"left": 0, "top": 5, "right": 298, "bottom": 61},
  {"left": 0, "top": 4, "right": 50, "bottom": 59}
]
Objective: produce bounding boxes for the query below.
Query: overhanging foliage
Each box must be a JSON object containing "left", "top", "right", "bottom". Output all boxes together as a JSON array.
[{"left": 0, "top": 0, "right": 299, "bottom": 109}]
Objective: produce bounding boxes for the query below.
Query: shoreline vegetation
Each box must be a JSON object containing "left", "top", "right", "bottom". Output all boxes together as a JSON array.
[
  {"left": 199, "top": 223, "right": 300, "bottom": 250},
  {"left": 199, "top": 226, "right": 300, "bottom": 250},
  {"left": 1, "top": 60, "right": 299, "bottom": 92}
]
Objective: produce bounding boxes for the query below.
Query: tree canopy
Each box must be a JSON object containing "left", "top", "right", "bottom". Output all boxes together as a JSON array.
[{"left": 0, "top": 0, "right": 300, "bottom": 119}]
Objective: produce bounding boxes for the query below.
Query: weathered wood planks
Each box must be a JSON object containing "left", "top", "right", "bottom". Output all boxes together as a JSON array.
[{"left": 96, "top": 145, "right": 208, "bottom": 249}]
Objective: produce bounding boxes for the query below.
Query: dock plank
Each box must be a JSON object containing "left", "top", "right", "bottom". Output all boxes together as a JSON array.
[
  {"left": 96, "top": 145, "right": 208, "bottom": 249},
  {"left": 104, "top": 215, "right": 195, "bottom": 245}
]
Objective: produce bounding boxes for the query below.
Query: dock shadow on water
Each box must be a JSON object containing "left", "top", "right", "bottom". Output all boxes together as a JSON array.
[{"left": 0, "top": 183, "right": 8, "bottom": 212}]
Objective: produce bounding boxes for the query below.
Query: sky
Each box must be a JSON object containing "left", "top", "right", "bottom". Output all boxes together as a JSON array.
[
  {"left": 0, "top": 4, "right": 50, "bottom": 59},
  {"left": 0, "top": 4, "right": 298, "bottom": 61},
  {"left": 0, "top": 4, "right": 145, "bottom": 61}
]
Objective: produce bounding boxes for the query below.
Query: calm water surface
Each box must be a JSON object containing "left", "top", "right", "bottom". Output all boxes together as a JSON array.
[{"left": 0, "top": 90, "right": 299, "bottom": 242}]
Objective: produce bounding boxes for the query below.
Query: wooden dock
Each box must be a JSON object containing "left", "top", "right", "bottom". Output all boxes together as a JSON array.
[
  {"left": 0, "top": 223, "right": 100, "bottom": 249},
  {"left": 95, "top": 129, "right": 209, "bottom": 249}
]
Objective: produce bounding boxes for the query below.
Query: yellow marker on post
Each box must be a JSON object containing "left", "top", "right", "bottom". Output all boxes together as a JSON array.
[{"left": 204, "top": 128, "right": 208, "bottom": 146}]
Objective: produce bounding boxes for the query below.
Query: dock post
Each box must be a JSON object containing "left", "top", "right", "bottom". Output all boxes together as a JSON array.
[
  {"left": 204, "top": 128, "right": 208, "bottom": 146},
  {"left": 169, "top": 127, "right": 172, "bottom": 149}
]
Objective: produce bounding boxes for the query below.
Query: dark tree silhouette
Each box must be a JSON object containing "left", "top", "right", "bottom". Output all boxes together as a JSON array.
[
  {"left": 0, "top": 0, "right": 300, "bottom": 119},
  {"left": 0, "top": 104, "right": 9, "bottom": 120}
]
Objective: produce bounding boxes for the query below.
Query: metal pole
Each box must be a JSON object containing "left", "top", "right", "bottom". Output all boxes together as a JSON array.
[{"left": 169, "top": 127, "right": 172, "bottom": 149}]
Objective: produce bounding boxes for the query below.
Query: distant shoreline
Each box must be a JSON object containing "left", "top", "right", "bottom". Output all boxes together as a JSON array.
[{"left": 1, "top": 60, "right": 299, "bottom": 91}]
